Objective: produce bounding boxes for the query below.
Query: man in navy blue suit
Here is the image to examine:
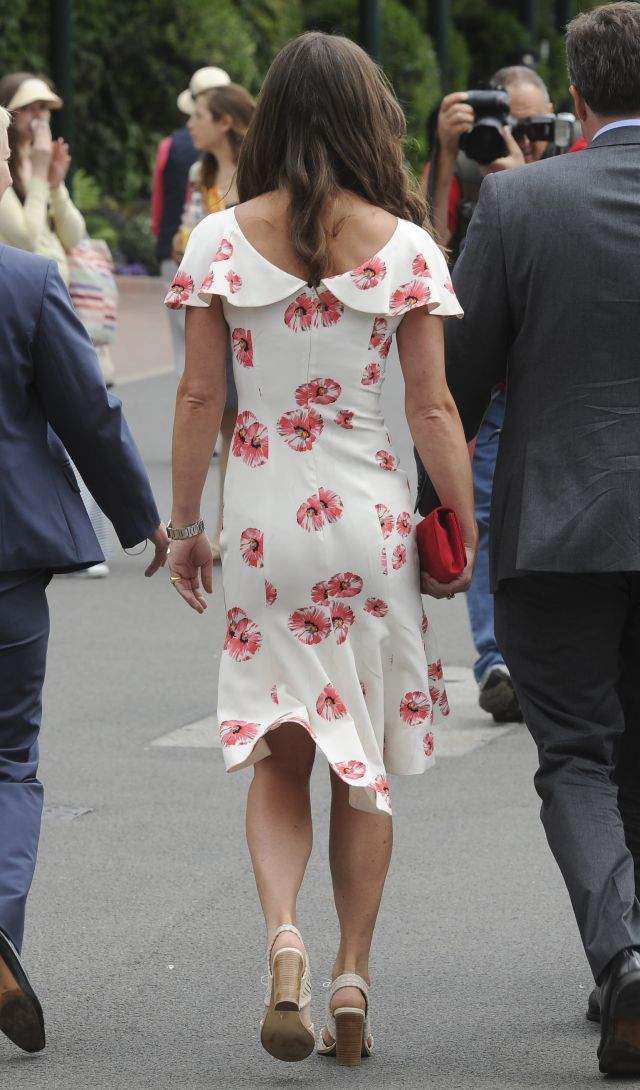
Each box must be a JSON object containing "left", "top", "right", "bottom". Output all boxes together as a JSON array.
[{"left": 0, "top": 108, "right": 168, "bottom": 1053}]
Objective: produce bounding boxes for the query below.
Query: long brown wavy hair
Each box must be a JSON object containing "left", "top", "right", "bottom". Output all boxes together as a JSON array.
[
  {"left": 236, "top": 32, "right": 429, "bottom": 287},
  {"left": 198, "top": 83, "right": 255, "bottom": 193},
  {"left": 0, "top": 72, "right": 58, "bottom": 203}
]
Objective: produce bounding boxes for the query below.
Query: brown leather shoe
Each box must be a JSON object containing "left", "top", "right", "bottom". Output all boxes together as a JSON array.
[
  {"left": 599, "top": 948, "right": 640, "bottom": 1074},
  {"left": 0, "top": 930, "right": 45, "bottom": 1053}
]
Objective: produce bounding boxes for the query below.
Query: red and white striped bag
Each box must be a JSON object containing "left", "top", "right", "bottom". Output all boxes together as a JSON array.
[{"left": 67, "top": 238, "right": 118, "bottom": 347}]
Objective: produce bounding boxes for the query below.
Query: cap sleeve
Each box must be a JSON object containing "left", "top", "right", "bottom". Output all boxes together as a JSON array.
[
  {"left": 323, "top": 219, "right": 463, "bottom": 319},
  {"left": 163, "top": 209, "right": 238, "bottom": 310}
]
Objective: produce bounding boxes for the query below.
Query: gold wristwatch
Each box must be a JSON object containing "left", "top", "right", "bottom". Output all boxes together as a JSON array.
[{"left": 166, "top": 519, "right": 205, "bottom": 541}]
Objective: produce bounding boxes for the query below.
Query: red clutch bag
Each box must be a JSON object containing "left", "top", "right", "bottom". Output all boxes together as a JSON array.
[{"left": 416, "top": 507, "right": 467, "bottom": 584}]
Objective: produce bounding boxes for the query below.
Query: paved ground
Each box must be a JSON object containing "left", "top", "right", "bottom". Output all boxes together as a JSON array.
[{"left": 1, "top": 296, "right": 621, "bottom": 1087}]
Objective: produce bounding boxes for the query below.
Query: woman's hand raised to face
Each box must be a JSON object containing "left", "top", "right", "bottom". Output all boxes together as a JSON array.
[
  {"left": 48, "top": 138, "right": 71, "bottom": 188},
  {"left": 168, "top": 533, "right": 214, "bottom": 614},
  {"left": 30, "top": 120, "right": 53, "bottom": 178}
]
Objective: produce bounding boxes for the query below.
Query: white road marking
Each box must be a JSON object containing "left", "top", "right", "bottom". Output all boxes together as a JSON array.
[{"left": 150, "top": 667, "right": 515, "bottom": 754}]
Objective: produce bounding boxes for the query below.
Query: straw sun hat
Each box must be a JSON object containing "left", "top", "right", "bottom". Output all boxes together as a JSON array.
[
  {"left": 177, "top": 66, "right": 230, "bottom": 115},
  {"left": 7, "top": 77, "right": 63, "bottom": 112}
]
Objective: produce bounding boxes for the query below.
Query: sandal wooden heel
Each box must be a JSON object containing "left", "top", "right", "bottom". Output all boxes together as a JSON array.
[
  {"left": 260, "top": 924, "right": 315, "bottom": 1063},
  {"left": 318, "top": 973, "right": 373, "bottom": 1064},
  {"left": 273, "top": 950, "right": 303, "bottom": 1011},
  {"left": 334, "top": 1008, "right": 366, "bottom": 1067}
]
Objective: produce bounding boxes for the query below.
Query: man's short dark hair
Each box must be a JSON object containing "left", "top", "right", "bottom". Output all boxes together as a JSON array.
[{"left": 566, "top": 2, "right": 640, "bottom": 116}]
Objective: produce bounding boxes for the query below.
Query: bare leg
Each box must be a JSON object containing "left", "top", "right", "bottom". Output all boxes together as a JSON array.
[
  {"left": 212, "top": 407, "right": 235, "bottom": 559},
  {"left": 246, "top": 723, "right": 316, "bottom": 1027},
  {"left": 326, "top": 770, "right": 392, "bottom": 1031}
]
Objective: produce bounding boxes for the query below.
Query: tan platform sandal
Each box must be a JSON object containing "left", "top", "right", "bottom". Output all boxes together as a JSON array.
[
  {"left": 317, "top": 973, "right": 373, "bottom": 1067},
  {"left": 260, "top": 924, "right": 315, "bottom": 1062}
]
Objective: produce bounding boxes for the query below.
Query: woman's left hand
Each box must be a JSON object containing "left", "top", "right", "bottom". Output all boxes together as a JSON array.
[
  {"left": 168, "top": 533, "right": 214, "bottom": 614},
  {"left": 48, "top": 138, "right": 71, "bottom": 188}
]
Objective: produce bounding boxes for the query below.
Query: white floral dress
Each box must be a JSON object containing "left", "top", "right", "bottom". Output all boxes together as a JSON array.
[{"left": 165, "top": 207, "right": 463, "bottom": 815}]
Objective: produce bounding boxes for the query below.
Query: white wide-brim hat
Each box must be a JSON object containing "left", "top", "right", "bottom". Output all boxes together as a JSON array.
[
  {"left": 7, "top": 77, "right": 63, "bottom": 112},
  {"left": 177, "top": 66, "right": 231, "bottom": 115}
]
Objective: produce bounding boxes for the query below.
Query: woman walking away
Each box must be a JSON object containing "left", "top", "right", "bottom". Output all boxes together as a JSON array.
[
  {"left": 171, "top": 84, "right": 255, "bottom": 561},
  {"left": 0, "top": 73, "right": 85, "bottom": 280},
  {"left": 165, "top": 32, "right": 476, "bottom": 1066}
]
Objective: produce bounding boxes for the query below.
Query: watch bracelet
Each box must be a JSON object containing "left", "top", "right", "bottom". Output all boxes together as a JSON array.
[{"left": 167, "top": 518, "right": 205, "bottom": 540}]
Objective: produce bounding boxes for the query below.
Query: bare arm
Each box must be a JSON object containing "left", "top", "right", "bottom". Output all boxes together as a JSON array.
[
  {"left": 397, "top": 307, "right": 477, "bottom": 596},
  {"left": 169, "top": 299, "right": 228, "bottom": 612}
]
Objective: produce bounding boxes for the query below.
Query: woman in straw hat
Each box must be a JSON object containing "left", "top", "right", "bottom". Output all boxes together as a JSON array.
[{"left": 0, "top": 73, "right": 85, "bottom": 284}]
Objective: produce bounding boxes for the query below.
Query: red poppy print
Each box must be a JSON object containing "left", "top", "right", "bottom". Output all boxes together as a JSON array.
[
  {"left": 277, "top": 407, "right": 324, "bottom": 452},
  {"left": 311, "top": 580, "right": 330, "bottom": 604},
  {"left": 376, "top": 450, "right": 398, "bottom": 472},
  {"left": 232, "top": 410, "right": 256, "bottom": 457},
  {"left": 351, "top": 255, "right": 386, "bottom": 290},
  {"left": 360, "top": 680, "right": 367, "bottom": 697},
  {"left": 423, "top": 731, "right": 435, "bottom": 758},
  {"left": 318, "top": 487, "right": 344, "bottom": 524},
  {"left": 375, "top": 503, "right": 394, "bottom": 539},
  {"left": 270, "top": 685, "right": 279, "bottom": 704},
  {"left": 444, "top": 279, "right": 456, "bottom": 295},
  {"left": 361, "top": 361, "right": 382, "bottom": 386},
  {"left": 328, "top": 572, "right": 363, "bottom": 598},
  {"left": 296, "top": 494, "right": 324, "bottom": 532},
  {"left": 239, "top": 527, "right": 263, "bottom": 568},
  {"left": 428, "top": 659, "right": 444, "bottom": 683},
  {"left": 364, "top": 597, "right": 388, "bottom": 618},
  {"left": 392, "top": 544, "right": 407, "bottom": 570},
  {"left": 439, "top": 692, "right": 450, "bottom": 716},
  {"left": 284, "top": 293, "right": 315, "bottom": 331},
  {"left": 200, "top": 268, "right": 215, "bottom": 292},
  {"left": 288, "top": 605, "right": 331, "bottom": 645},
  {"left": 379, "top": 335, "right": 393, "bottom": 360},
  {"left": 231, "top": 328, "right": 253, "bottom": 368},
  {"left": 396, "top": 511, "right": 412, "bottom": 536},
  {"left": 334, "top": 760, "right": 367, "bottom": 781},
  {"left": 330, "top": 601, "right": 355, "bottom": 645},
  {"left": 335, "top": 409, "right": 354, "bottom": 429},
  {"left": 381, "top": 547, "right": 388, "bottom": 575},
  {"left": 213, "top": 237, "right": 233, "bottom": 261},
  {"left": 225, "top": 270, "right": 242, "bottom": 294},
  {"left": 237, "top": 419, "right": 269, "bottom": 468},
  {"left": 372, "top": 773, "right": 391, "bottom": 803},
  {"left": 265, "top": 580, "right": 278, "bottom": 606},
  {"left": 412, "top": 253, "right": 432, "bottom": 277},
  {"left": 369, "top": 316, "right": 388, "bottom": 348},
  {"left": 400, "top": 691, "right": 431, "bottom": 725},
  {"left": 314, "top": 289, "right": 344, "bottom": 327},
  {"left": 390, "top": 279, "right": 431, "bottom": 314},
  {"left": 429, "top": 683, "right": 441, "bottom": 703},
  {"left": 316, "top": 684, "right": 348, "bottom": 720},
  {"left": 295, "top": 377, "right": 342, "bottom": 406},
  {"left": 421, "top": 611, "right": 429, "bottom": 636},
  {"left": 224, "top": 615, "right": 262, "bottom": 662},
  {"left": 164, "top": 271, "right": 193, "bottom": 309},
  {"left": 219, "top": 719, "right": 259, "bottom": 746}
]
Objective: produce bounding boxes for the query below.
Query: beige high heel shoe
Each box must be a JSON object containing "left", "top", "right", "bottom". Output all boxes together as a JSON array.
[
  {"left": 317, "top": 973, "right": 373, "bottom": 1067},
  {"left": 260, "top": 924, "right": 315, "bottom": 1062}
]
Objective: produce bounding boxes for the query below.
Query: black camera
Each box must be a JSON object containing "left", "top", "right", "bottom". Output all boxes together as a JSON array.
[{"left": 459, "top": 89, "right": 511, "bottom": 166}]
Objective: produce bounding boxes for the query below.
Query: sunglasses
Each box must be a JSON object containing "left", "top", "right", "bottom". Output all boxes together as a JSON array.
[{"left": 510, "top": 115, "right": 555, "bottom": 144}]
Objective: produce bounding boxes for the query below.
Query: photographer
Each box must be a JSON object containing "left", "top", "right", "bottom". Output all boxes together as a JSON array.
[
  {"left": 425, "top": 67, "right": 556, "bottom": 724},
  {"left": 430, "top": 66, "right": 554, "bottom": 253}
]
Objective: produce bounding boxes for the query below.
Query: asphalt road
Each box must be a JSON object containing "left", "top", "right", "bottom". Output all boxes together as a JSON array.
[{"left": 1, "top": 339, "right": 620, "bottom": 1088}]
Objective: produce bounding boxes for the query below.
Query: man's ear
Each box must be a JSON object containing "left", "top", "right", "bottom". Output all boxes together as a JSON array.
[{"left": 569, "top": 84, "right": 587, "bottom": 122}]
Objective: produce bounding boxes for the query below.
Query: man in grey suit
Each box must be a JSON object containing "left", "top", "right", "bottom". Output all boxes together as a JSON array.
[
  {"left": 416, "top": 1, "right": 640, "bottom": 1075},
  {"left": 0, "top": 106, "right": 168, "bottom": 1053}
]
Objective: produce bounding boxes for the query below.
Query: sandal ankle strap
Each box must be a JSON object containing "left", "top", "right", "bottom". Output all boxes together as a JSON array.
[{"left": 329, "top": 973, "right": 369, "bottom": 1007}]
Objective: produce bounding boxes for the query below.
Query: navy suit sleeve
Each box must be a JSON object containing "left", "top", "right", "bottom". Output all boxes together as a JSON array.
[
  {"left": 32, "top": 262, "right": 161, "bottom": 548},
  {"left": 416, "top": 173, "right": 511, "bottom": 514}
]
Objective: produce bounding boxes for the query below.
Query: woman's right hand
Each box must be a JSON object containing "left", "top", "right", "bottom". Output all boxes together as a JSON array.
[
  {"left": 168, "top": 533, "right": 214, "bottom": 614},
  {"left": 30, "top": 120, "right": 53, "bottom": 178},
  {"left": 420, "top": 541, "right": 476, "bottom": 599}
]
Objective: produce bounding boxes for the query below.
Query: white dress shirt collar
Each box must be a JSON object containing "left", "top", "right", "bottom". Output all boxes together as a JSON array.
[{"left": 592, "top": 118, "right": 640, "bottom": 141}]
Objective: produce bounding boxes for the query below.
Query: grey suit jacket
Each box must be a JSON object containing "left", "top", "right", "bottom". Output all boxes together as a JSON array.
[
  {"left": 0, "top": 246, "right": 160, "bottom": 572},
  {"left": 416, "top": 125, "right": 640, "bottom": 588}
]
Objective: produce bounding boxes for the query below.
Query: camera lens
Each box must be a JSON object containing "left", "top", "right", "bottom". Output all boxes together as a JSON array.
[{"left": 460, "top": 119, "right": 508, "bottom": 166}]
